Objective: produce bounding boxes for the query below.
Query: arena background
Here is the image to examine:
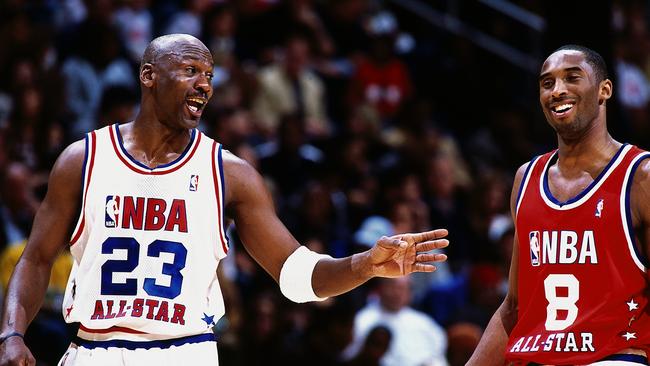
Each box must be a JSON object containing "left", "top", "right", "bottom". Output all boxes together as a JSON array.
[{"left": 0, "top": 0, "right": 648, "bottom": 365}]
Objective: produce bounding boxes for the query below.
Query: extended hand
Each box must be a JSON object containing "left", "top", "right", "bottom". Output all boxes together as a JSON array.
[
  {"left": 0, "top": 337, "right": 35, "bottom": 366},
  {"left": 367, "top": 229, "right": 449, "bottom": 277}
]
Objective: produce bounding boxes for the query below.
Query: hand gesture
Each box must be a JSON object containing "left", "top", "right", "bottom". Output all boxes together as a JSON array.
[
  {"left": 367, "top": 229, "right": 449, "bottom": 278},
  {"left": 0, "top": 337, "right": 35, "bottom": 366}
]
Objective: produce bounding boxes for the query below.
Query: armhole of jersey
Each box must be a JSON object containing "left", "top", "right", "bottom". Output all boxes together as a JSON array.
[
  {"left": 70, "top": 131, "right": 97, "bottom": 246},
  {"left": 515, "top": 155, "right": 541, "bottom": 217},
  {"left": 621, "top": 152, "right": 650, "bottom": 272},
  {"left": 211, "top": 141, "right": 229, "bottom": 255}
]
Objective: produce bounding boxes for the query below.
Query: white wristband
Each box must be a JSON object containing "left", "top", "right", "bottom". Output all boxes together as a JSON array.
[{"left": 279, "top": 246, "right": 332, "bottom": 303}]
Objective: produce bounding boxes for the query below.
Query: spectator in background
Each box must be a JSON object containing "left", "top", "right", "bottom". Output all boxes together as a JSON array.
[
  {"left": 614, "top": 23, "right": 650, "bottom": 146},
  {"left": 97, "top": 85, "right": 139, "bottom": 127},
  {"left": 342, "top": 325, "right": 392, "bottom": 366},
  {"left": 61, "top": 20, "right": 135, "bottom": 139},
  {"left": 424, "top": 153, "right": 472, "bottom": 272},
  {"left": 112, "top": 0, "right": 153, "bottom": 67},
  {"left": 164, "top": 0, "right": 211, "bottom": 38},
  {"left": 347, "top": 11, "right": 412, "bottom": 124},
  {"left": 252, "top": 31, "right": 330, "bottom": 138},
  {"left": 202, "top": 3, "right": 239, "bottom": 89},
  {"left": 257, "top": 113, "right": 324, "bottom": 200},
  {"left": 0, "top": 162, "right": 40, "bottom": 247},
  {"left": 343, "top": 277, "right": 448, "bottom": 366},
  {"left": 445, "top": 322, "right": 482, "bottom": 366}
]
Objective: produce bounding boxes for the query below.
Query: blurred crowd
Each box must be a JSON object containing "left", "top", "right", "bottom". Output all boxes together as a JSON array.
[{"left": 0, "top": 0, "right": 649, "bottom": 365}]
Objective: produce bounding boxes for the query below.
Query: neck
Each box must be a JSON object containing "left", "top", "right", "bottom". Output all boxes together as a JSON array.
[
  {"left": 120, "top": 116, "right": 193, "bottom": 168},
  {"left": 555, "top": 122, "right": 621, "bottom": 175}
]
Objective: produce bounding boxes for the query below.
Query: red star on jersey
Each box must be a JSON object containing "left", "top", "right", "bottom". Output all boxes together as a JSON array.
[{"left": 65, "top": 305, "right": 74, "bottom": 318}]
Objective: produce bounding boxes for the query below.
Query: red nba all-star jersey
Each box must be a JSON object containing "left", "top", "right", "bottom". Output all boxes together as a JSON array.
[{"left": 506, "top": 144, "right": 650, "bottom": 365}]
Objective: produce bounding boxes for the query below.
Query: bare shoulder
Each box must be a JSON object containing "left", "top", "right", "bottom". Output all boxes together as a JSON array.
[
  {"left": 509, "top": 161, "right": 532, "bottom": 214},
  {"left": 53, "top": 139, "right": 87, "bottom": 174},
  {"left": 632, "top": 157, "right": 650, "bottom": 183},
  {"left": 631, "top": 157, "right": 650, "bottom": 211},
  {"left": 221, "top": 149, "right": 268, "bottom": 206}
]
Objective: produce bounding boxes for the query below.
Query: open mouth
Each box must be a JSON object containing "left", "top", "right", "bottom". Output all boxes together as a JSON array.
[
  {"left": 550, "top": 102, "right": 575, "bottom": 116},
  {"left": 185, "top": 97, "right": 207, "bottom": 117}
]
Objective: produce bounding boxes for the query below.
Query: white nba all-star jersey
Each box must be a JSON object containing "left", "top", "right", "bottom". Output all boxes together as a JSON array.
[{"left": 62, "top": 123, "right": 229, "bottom": 341}]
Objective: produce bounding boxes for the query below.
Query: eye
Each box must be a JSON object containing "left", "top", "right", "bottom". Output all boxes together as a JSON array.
[
  {"left": 566, "top": 74, "right": 580, "bottom": 82},
  {"left": 541, "top": 79, "right": 554, "bottom": 89},
  {"left": 206, "top": 72, "right": 214, "bottom": 80},
  {"left": 185, "top": 66, "right": 196, "bottom": 74}
]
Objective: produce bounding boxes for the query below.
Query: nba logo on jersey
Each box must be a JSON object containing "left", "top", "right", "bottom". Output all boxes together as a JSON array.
[
  {"left": 189, "top": 175, "right": 199, "bottom": 191},
  {"left": 105, "top": 195, "right": 120, "bottom": 227},
  {"left": 595, "top": 198, "right": 604, "bottom": 218},
  {"left": 529, "top": 231, "right": 540, "bottom": 266}
]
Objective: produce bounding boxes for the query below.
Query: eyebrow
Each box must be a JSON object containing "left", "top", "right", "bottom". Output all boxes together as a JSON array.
[{"left": 538, "top": 67, "right": 584, "bottom": 82}]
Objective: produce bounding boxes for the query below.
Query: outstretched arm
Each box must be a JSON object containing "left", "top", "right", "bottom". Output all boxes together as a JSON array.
[
  {"left": 0, "top": 140, "right": 85, "bottom": 366},
  {"left": 631, "top": 159, "right": 650, "bottom": 273},
  {"left": 223, "top": 152, "right": 449, "bottom": 298},
  {"left": 467, "top": 162, "right": 528, "bottom": 366}
]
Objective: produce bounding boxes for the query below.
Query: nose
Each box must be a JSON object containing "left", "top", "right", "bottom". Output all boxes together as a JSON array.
[
  {"left": 195, "top": 73, "right": 212, "bottom": 95},
  {"left": 551, "top": 78, "right": 568, "bottom": 99}
]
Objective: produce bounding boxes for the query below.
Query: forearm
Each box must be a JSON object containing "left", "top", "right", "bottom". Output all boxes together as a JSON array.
[
  {"left": 311, "top": 251, "right": 373, "bottom": 298},
  {"left": 1, "top": 257, "right": 53, "bottom": 335},
  {"left": 467, "top": 299, "right": 518, "bottom": 366}
]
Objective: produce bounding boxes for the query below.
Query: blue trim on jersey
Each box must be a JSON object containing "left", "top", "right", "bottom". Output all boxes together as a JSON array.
[
  {"left": 114, "top": 124, "right": 197, "bottom": 170},
  {"left": 625, "top": 153, "right": 650, "bottom": 268},
  {"left": 515, "top": 155, "right": 540, "bottom": 210},
  {"left": 600, "top": 354, "right": 648, "bottom": 364},
  {"left": 74, "top": 333, "right": 216, "bottom": 350},
  {"left": 217, "top": 144, "right": 229, "bottom": 247},
  {"left": 543, "top": 144, "right": 628, "bottom": 206},
  {"left": 80, "top": 133, "right": 90, "bottom": 204}
]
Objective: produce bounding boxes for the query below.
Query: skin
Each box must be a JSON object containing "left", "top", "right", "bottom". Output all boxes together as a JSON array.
[
  {"left": 467, "top": 49, "right": 650, "bottom": 365},
  {"left": 0, "top": 34, "right": 449, "bottom": 366}
]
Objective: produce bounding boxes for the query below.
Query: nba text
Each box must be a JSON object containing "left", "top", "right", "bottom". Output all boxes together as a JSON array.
[
  {"left": 529, "top": 230, "right": 598, "bottom": 266},
  {"left": 510, "top": 332, "right": 595, "bottom": 353},
  {"left": 105, "top": 195, "right": 188, "bottom": 232},
  {"left": 91, "top": 298, "right": 186, "bottom": 325}
]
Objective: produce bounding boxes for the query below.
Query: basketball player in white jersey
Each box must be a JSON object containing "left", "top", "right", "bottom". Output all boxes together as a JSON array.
[{"left": 0, "top": 34, "right": 449, "bottom": 366}]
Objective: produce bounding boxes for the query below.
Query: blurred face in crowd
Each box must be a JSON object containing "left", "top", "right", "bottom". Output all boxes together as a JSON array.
[
  {"left": 284, "top": 36, "right": 310, "bottom": 79},
  {"left": 378, "top": 277, "right": 411, "bottom": 312},
  {"left": 143, "top": 36, "right": 214, "bottom": 130},
  {"left": 538, "top": 50, "right": 611, "bottom": 140}
]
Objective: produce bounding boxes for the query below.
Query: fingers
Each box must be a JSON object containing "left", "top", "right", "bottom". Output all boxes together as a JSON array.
[
  {"left": 412, "top": 263, "right": 438, "bottom": 272},
  {"left": 416, "top": 253, "right": 447, "bottom": 263},
  {"left": 403, "top": 229, "right": 448, "bottom": 243},
  {"left": 415, "top": 239, "right": 449, "bottom": 252}
]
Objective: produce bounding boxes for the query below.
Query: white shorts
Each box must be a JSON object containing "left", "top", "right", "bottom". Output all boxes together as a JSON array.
[{"left": 57, "top": 334, "right": 219, "bottom": 366}]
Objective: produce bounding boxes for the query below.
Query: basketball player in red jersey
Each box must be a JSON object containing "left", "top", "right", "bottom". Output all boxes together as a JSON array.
[
  {"left": 468, "top": 45, "right": 650, "bottom": 366},
  {"left": 0, "top": 34, "right": 450, "bottom": 366}
]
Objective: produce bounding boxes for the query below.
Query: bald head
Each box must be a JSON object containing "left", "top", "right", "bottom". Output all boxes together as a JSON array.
[{"left": 140, "top": 34, "right": 212, "bottom": 72}]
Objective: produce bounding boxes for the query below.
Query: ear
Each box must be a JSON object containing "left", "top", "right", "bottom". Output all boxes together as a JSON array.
[
  {"left": 598, "top": 79, "right": 613, "bottom": 105},
  {"left": 140, "top": 63, "right": 155, "bottom": 88}
]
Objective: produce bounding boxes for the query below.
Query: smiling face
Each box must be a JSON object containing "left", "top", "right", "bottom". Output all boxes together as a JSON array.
[
  {"left": 538, "top": 49, "right": 612, "bottom": 139},
  {"left": 141, "top": 35, "right": 214, "bottom": 130}
]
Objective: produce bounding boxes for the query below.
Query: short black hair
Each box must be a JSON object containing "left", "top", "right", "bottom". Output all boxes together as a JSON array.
[{"left": 552, "top": 44, "right": 609, "bottom": 82}]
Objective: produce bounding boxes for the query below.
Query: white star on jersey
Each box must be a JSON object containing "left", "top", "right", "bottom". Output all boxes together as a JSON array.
[
  {"left": 623, "top": 332, "right": 637, "bottom": 341},
  {"left": 627, "top": 299, "right": 639, "bottom": 311}
]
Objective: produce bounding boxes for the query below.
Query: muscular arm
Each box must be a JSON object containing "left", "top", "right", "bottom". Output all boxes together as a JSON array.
[
  {"left": 467, "top": 163, "right": 528, "bottom": 366},
  {"left": 0, "top": 141, "right": 84, "bottom": 342},
  {"left": 631, "top": 159, "right": 650, "bottom": 270},
  {"left": 223, "top": 152, "right": 448, "bottom": 298}
]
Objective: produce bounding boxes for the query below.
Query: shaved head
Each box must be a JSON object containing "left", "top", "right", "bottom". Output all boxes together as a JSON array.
[{"left": 140, "top": 34, "right": 212, "bottom": 71}]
